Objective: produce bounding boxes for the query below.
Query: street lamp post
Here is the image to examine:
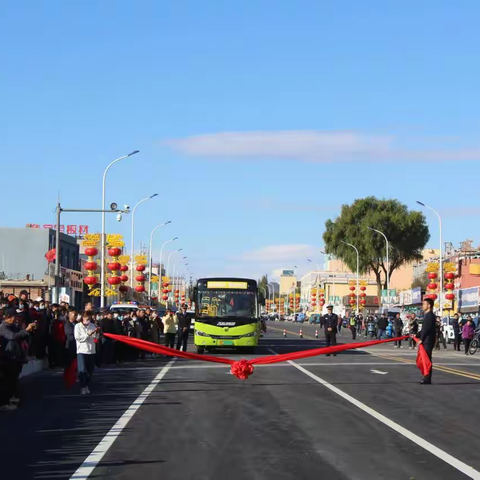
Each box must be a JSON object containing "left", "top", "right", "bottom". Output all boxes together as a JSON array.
[
  {"left": 341, "top": 241, "right": 360, "bottom": 316},
  {"left": 267, "top": 282, "right": 275, "bottom": 314},
  {"left": 173, "top": 257, "right": 187, "bottom": 304},
  {"left": 159, "top": 237, "right": 178, "bottom": 284},
  {"left": 417, "top": 201, "right": 443, "bottom": 312},
  {"left": 130, "top": 193, "right": 158, "bottom": 289},
  {"left": 166, "top": 249, "right": 182, "bottom": 306},
  {"left": 148, "top": 221, "right": 171, "bottom": 304},
  {"left": 101, "top": 150, "right": 139, "bottom": 307},
  {"left": 367, "top": 227, "right": 390, "bottom": 307}
]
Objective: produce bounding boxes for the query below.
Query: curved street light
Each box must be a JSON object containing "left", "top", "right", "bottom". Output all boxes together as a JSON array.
[
  {"left": 341, "top": 240, "right": 359, "bottom": 315},
  {"left": 417, "top": 201, "right": 443, "bottom": 312},
  {"left": 130, "top": 193, "right": 158, "bottom": 289},
  {"left": 100, "top": 150, "right": 139, "bottom": 307},
  {"left": 148, "top": 221, "right": 171, "bottom": 304}
]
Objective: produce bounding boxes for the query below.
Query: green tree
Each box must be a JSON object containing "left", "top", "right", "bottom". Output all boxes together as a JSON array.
[
  {"left": 411, "top": 271, "right": 429, "bottom": 290},
  {"left": 323, "top": 197, "right": 430, "bottom": 299}
]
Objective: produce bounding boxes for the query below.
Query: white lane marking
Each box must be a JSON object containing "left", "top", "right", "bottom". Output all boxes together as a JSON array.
[
  {"left": 287, "top": 359, "right": 480, "bottom": 479},
  {"left": 70, "top": 359, "right": 175, "bottom": 479},
  {"left": 370, "top": 369, "right": 388, "bottom": 375}
]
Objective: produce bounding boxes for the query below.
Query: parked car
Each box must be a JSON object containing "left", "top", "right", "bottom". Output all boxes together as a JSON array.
[{"left": 295, "top": 313, "right": 306, "bottom": 323}]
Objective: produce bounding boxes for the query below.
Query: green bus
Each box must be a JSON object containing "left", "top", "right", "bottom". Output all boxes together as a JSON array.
[{"left": 194, "top": 277, "right": 260, "bottom": 354}]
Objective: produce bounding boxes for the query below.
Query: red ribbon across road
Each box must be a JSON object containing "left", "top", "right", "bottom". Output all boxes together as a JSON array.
[{"left": 99, "top": 333, "right": 429, "bottom": 380}]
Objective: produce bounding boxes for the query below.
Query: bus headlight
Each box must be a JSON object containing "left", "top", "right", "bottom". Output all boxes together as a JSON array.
[
  {"left": 196, "top": 330, "right": 209, "bottom": 337},
  {"left": 242, "top": 332, "right": 257, "bottom": 338}
]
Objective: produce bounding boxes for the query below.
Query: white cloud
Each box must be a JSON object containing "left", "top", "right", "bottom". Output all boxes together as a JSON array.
[{"left": 164, "top": 130, "right": 480, "bottom": 163}]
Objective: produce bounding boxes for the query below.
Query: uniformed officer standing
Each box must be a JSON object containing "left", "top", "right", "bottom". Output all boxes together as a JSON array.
[{"left": 323, "top": 305, "right": 338, "bottom": 357}]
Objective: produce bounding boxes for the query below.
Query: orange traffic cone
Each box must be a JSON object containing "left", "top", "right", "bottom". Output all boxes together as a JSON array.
[
  {"left": 299, "top": 329, "right": 303, "bottom": 338},
  {"left": 283, "top": 329, "right": 287, "bottom": 338},
  {"left": 315, "top": 330, "right": 319, "bottom": 338}
]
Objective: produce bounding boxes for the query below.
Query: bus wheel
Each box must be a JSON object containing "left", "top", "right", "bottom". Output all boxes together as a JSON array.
[{"left": 196, "top": 346, "right": 205, "bottom": 354}]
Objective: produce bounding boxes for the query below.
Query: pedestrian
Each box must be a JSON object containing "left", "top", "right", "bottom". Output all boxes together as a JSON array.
[
  {"left": 462, "top": 316, "right": 475, "bottom": 355},
  {"left": 162, "top": 308, "right": 177, "bottom": 349},
  {"left": 417, "top": 298, "right": 436, "bottom": 385},
  {"left": 49, "top": 304, "right": 66, "bottom": 368},
  {"left": 452, "top": 313, "right": 462, "bottom": 351},
  {"left": 393, "top": 313, "right": 404, "bottom": 348},
  {"left": 377, "top": 314, "right": 388, "bottom": 340},
  {"left": 0, "top": 308, "right": 37, "bottom": 410},
  {"left": 63, "top": 308, "right": 78, "bottom": 368},
  {"left": 408, "top": 314, "right": 419, "bottom": 349},
  {"left": 149, "top": 310, "right": 161, "bottom": 344},
  {"left": 323, "top": 305, "right": 338, "bottom": 356},
  {"left": 176, "top": 304, "right": 192, "bottom": 351},
  {"left": 435, "top": 316, "right": 447, "bottom": 350},
  {"left": 357, "top": 314, "right": 363, "bottom": 336},
  {"left": 100, "top": 311, "right": 116, "bottom": 364},
  {"left": 337, "top": 314, "right": 342, "bottom": 334},
  {"left": 74, "top": 311, "right": 100, "bottom": 395},
  {"left": 349, "top": 314, "right": 357, "bottom": 340}
]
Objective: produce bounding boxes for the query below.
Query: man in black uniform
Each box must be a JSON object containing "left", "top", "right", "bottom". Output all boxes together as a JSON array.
[
  {"left": 323, "top": 305, "right": 338, "bottom": 357},
  {"left": 417, "top": 297, "right": 436, "bottom": 385},
  {"left": 176, "top": 304, "right": 192, "bottom": 352}
]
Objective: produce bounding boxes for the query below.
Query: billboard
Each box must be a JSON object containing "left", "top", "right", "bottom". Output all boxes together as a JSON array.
[
  {"left": 282, "top": 270, "right": 294, "bottom": 276},
  {"left": 412, "top": 287, "right": 422, "bottom": 305},
  {"left": 458, "top": 287, "right": 480, "bottom": 309}
]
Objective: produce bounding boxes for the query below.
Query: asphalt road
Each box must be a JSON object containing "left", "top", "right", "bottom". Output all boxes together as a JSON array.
[{"left": 2, "top": 321, "right": 480, "bottom": 480}]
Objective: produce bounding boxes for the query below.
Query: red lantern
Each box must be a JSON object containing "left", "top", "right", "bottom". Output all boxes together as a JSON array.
[
  {"left": 84, "top": 261, "right": 97, "bottom": 271},
  {"left": 445, "top": 272, "right": 455, "bottom": 280},
  {"left": 445, "top": 293, "right": 455, "bottom": 301},
  {"left": 311, "top": 293, "right": 317, "bottom": 297},
  {"left": 163, "top": 282, "right": 169, "bottom": 287},
  {"left": 360, "top": 292, "right": 366, "bottom": 298},
  {"left": 162, "top": 288, "right": 169, "bottom": 294},
  {"left": 136, "top": 265, "right": 146, "bottom": 272},
  {"left": 108, "top": 247, "right": 122, "bottom": 257},
  {"left": 119, "top": 285, "right": 128, "bottom": 293},
  {"left": 85, "top": 247, "right": 98, "bottom": 257},
  {"left": 108, "top": 276, "right": 121, "bottom": 285},
  {"left": 84, "top": 276, "right": 97, "bottom": 286},
  {"left": 135, "top": 275, "right": 146, "bottom": 282},
  {"left": 427, "top": 283, "right": 438, "bottom": 290},
  {"left": 162, "top": 295, "right": 169, "bottom": 300},
  {"left": 135, "top": 285, "right": 145, "bottom": 293},
  {"left": 349, "top": 293, "right": 356, "bottom": 298},
  {"left": 428, "top": 272, "right": 438, "bottom": 279},
  {"left": 108, "top": 262, "right": 121, "bottom": 271},
  {"left": 120, "top": 275, "right": 128, "bottom": 283},
  {"left": 360, "top": 299, "right": 366, "bottom": 305},
  {"left": 311, "top": 302, "right": 316, "bottom": 307},
  {"left": 349, "top": 286, "right": 356, "bottom": 291},
  {"left": 319, "top": 299, "right": 325, "bottom": 306},
  {"left": 349, "top": 299, "right": 355, "bottom": 305},
  {"left": 426, "top": 293, "right": 438, "bottom": 300},
  {"left": 120, "top": 265, "right": 128, "bottom": 272},
  {"left": 444, "top": 283, "right": 454, "bottom": 290},
  {"left": 360, "top": 286, "right": 366, "bottom": 291}
]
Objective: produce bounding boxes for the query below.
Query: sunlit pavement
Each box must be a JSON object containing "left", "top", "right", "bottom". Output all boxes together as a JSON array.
[{"left": 2, "top": 325, "right": 480, "bottom": 480}]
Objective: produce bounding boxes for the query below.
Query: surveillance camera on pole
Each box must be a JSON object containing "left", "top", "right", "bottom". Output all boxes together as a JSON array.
[{"left": 110, "top": 202, "right": 118, "bottom": 210}]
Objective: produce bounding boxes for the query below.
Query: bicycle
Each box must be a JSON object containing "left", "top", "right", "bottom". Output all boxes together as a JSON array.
[{"left": 469, "top": 328, "right": 480, "bottom": 355}]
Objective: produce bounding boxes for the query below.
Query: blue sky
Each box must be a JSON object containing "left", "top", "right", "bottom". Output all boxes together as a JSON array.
[{"left": 2, "top": 0, "right": 480, "bottom": 281}]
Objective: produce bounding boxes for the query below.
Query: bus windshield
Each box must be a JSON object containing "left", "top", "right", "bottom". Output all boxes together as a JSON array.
[{"left": 197, "top": 290, "right": 257, "bottom": 319}]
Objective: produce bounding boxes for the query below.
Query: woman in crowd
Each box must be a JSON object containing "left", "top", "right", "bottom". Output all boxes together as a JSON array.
[
  {"left": 461, "top": 316, "right": 475, "bottom": 355},
  {"left": 74, "top": 310, "right": 100, "bottom": 394},
  {"left": 162, "top": 308, "right": 177, "bottom": 349}
]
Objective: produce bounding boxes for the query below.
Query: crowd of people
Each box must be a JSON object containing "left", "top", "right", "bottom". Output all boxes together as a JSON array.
[
  {"left": 0, "top": 290, "right": 192, "bottom": 411},
  {"left": 335, "top": 311, "right": 479, "bottom": 354}
]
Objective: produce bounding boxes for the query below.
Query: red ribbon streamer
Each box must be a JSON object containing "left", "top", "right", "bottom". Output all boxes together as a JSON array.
[
  {"left": 104, "top": 333, "right": 411, "bottom": 380},
  {"left": 413, "top": 338, "right": 432, "bottom": 377}
]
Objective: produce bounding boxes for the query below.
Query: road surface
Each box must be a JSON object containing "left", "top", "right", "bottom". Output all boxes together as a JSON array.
[{"left": 1, "top": 321, "right": 480, "bottom": 480}]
